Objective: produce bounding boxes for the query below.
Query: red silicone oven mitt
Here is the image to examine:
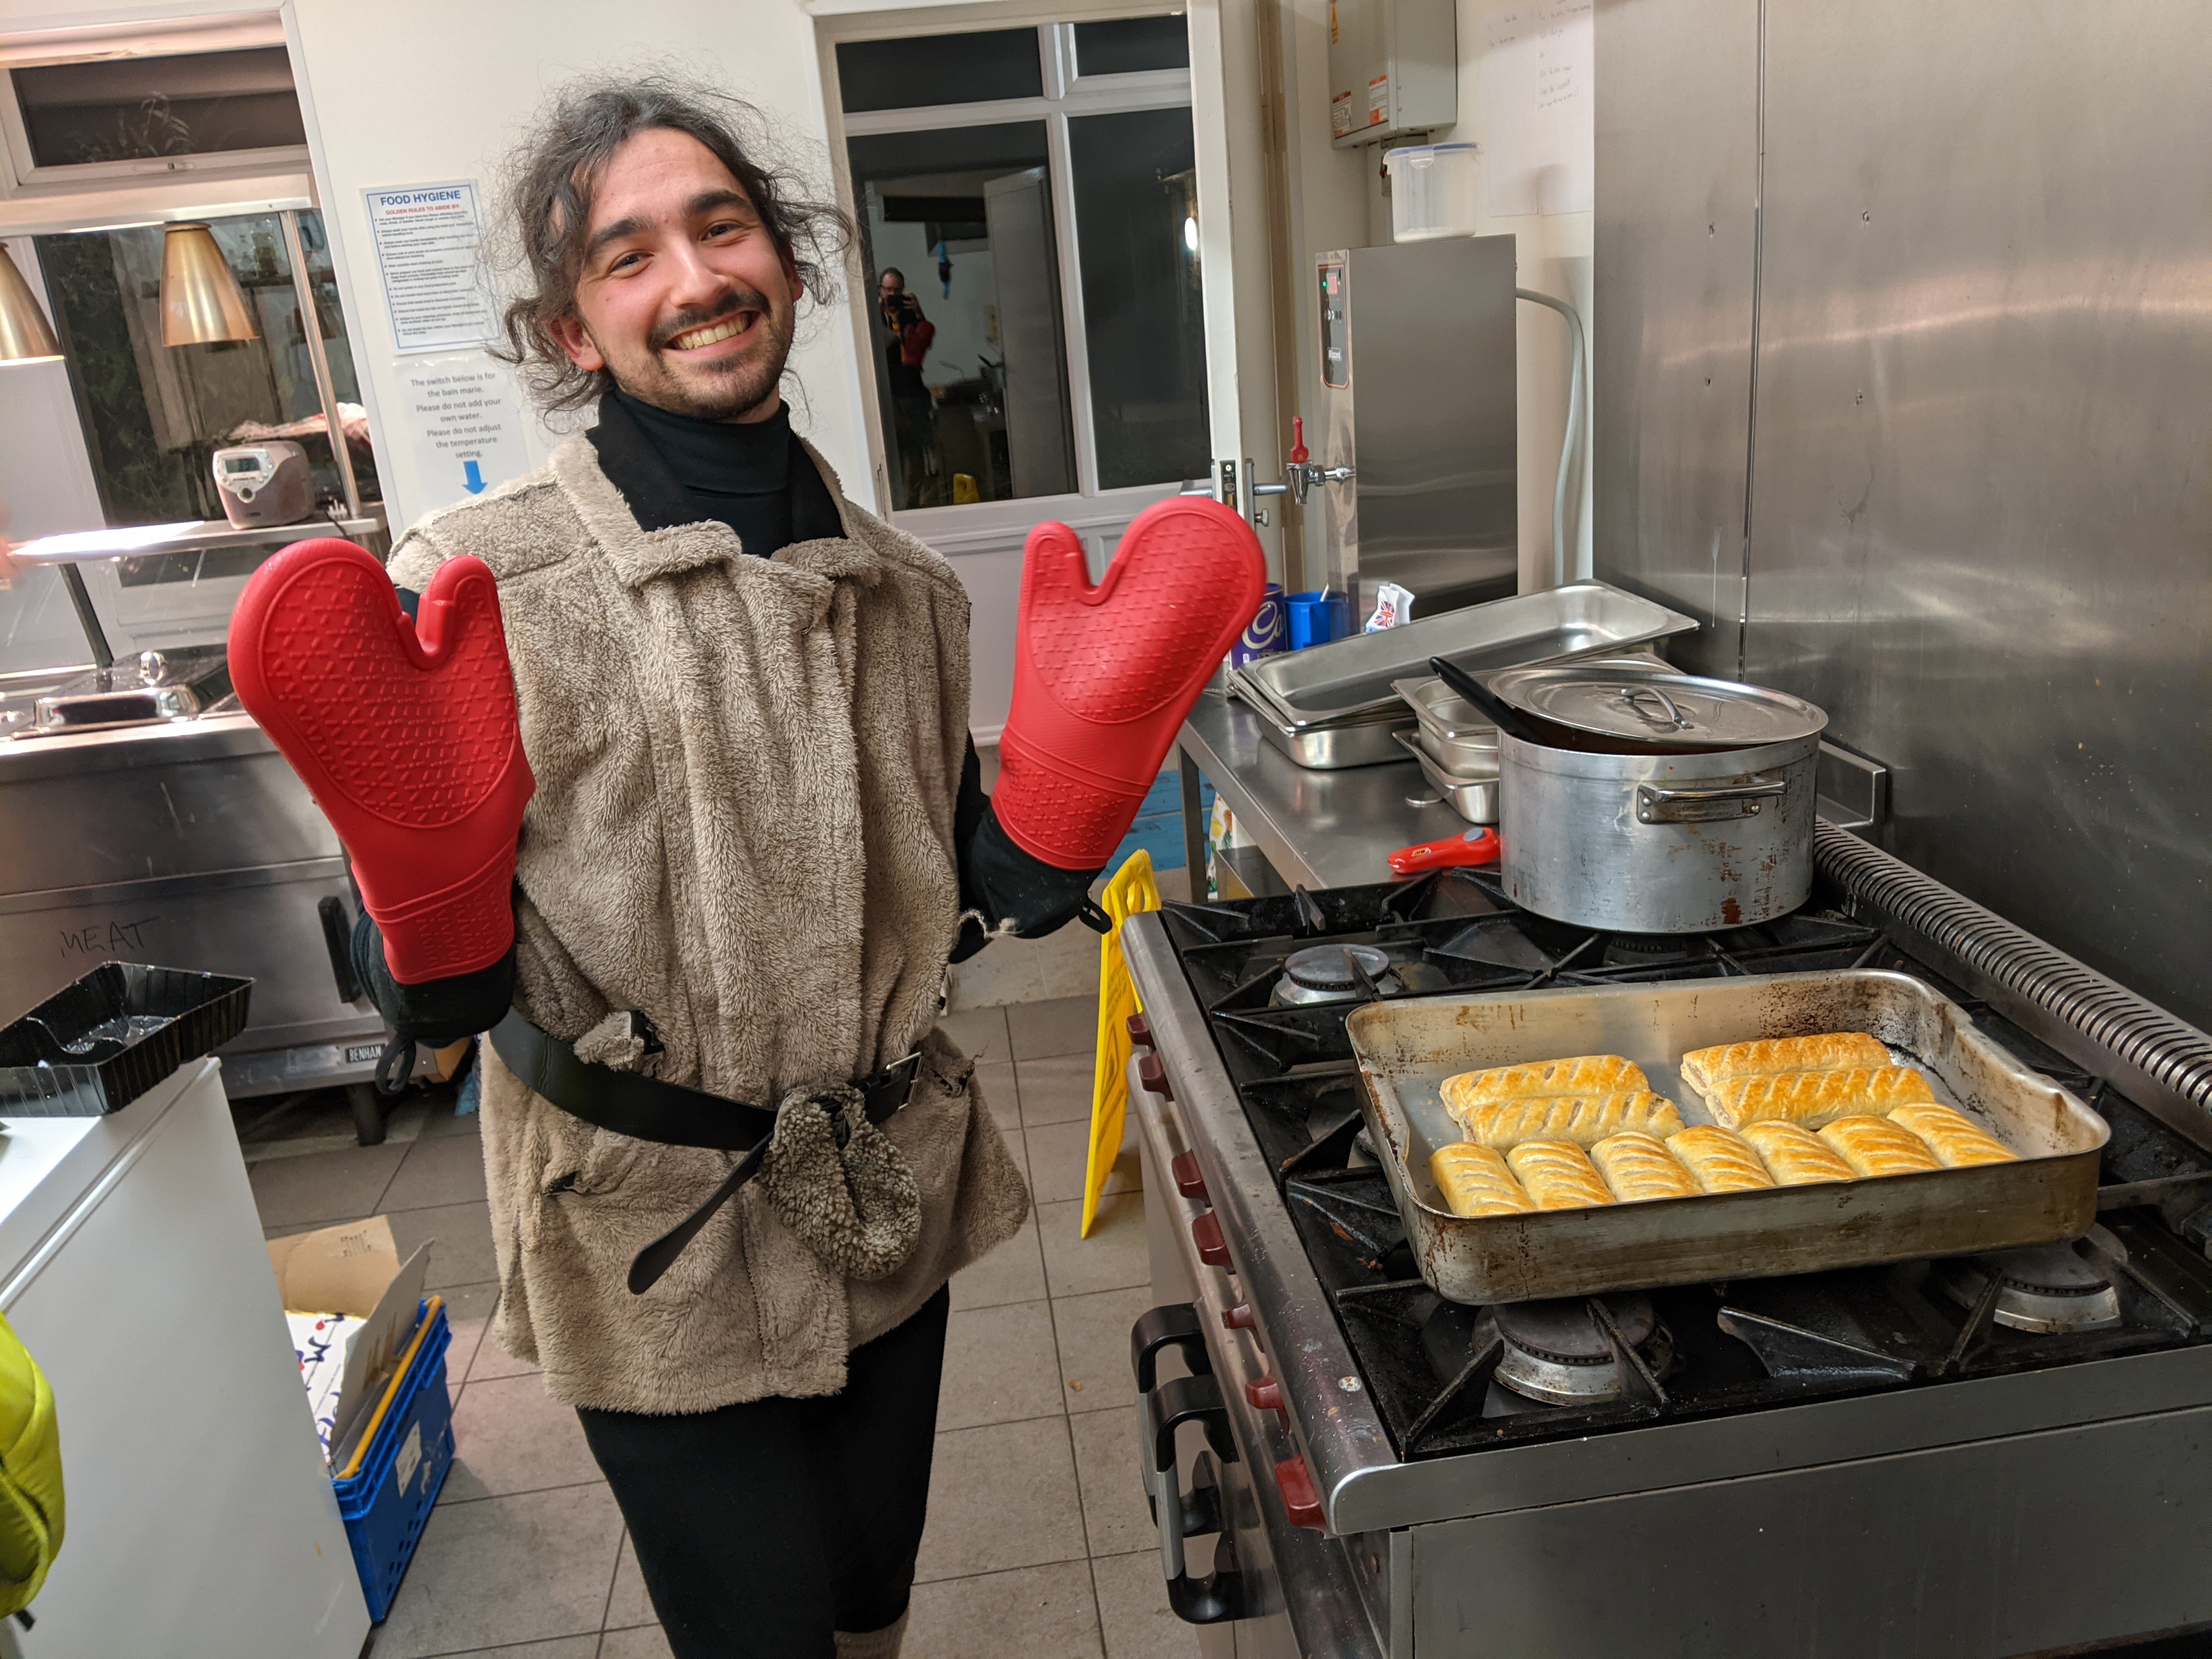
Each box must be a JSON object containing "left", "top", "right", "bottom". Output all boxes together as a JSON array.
[
  {"left": 228, "top": 539, "right": 534, "bottom": 984},
  {"left": 994, "top": 496, "right": 1266, "bottom": 871}
]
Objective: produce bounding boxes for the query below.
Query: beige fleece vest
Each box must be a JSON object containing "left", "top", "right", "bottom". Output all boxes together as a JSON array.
[{"left": 387, "top": 434, "right": 1029, "bottom": 1412}]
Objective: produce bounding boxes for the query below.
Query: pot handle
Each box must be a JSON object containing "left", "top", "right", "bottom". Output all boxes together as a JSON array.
[{"left": 1637, "top": 775, "right": 1788, "bottom": 823}]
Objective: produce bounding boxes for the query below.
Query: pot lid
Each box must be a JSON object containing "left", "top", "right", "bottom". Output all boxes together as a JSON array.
[{"left": 1485, "top": 665, "right": 1827, "bottom": 749}]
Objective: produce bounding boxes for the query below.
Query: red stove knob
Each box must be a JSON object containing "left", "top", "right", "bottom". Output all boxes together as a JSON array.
[
  {"left": 1127, "top": 1013, "right": 1153, "bottom": 1049},
  {"left": 1171, "top": 1152, "right": 1208, "bottom": 1201},
  {"left": 1276, "top": 1455, "right": 1325, "bottom": 1531},
  {"left": 1138, "top": 1053, "right": 1172, "bottom": 1098},
  {"left": 1222, "top": 1303, "right": 1257, "bottom": 1331},
  {"left": 1245, "top": 1375, "right": 1285, "bottom": 1414},
  {"left": 1191, "top": 1211, "right": 1231, "bottom": 1268}
]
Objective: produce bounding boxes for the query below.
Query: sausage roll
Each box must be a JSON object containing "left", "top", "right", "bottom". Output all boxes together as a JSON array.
[
  {"left": 1666, "top": 1125, "right": 1776, "bottom": 1194},
  {"left": 1589, "top": 1132, "right": 1700, "bottom": 1203},
  {"left": 1441, "top": 1054, "right": 1650, "bottom": 1119},
  {"left": 1504, "top": 1139, "right": 1617, "bottom": 1211},
  {"left": 1886, "top": 1102, "right": 2017, "bottom": 1168},
  {"left": 1739, "top": 1120, "right": 1857, "bottom": 1186},
  {"left": 1456, "top": 1091, "right": 1686, "bottom": 1150},
  {"left": 1704, "top": 1065, "right": 1938, "bottom": 1130},
  {"left": 1429, "top": 1143, "right": 1538, "bottom": 1217},
  {"left": 1678, "top": 1033, "right": 1892, "bottom": 1096},
  {"left": 1818, "top": 1115, "right": 1943, "bottom": 1178}
]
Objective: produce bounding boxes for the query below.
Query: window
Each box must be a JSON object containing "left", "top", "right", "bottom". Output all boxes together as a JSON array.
[
  {"left": 1073, "top": 16, "right": 1190, "bottom": 76},
  {"left": 32, "top": 209, "right": 377, "bottom": 528},
  {"left": 10, "top": 47, "right": 304, "bottom": 169},
  {"left": 834, "top": 15, "right": 1206, "bottom": 514}
]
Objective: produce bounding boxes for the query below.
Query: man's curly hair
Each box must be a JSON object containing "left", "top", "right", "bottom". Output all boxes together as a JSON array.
[{"left": 491, "top": 74, "right": 851, "bottom": 413}]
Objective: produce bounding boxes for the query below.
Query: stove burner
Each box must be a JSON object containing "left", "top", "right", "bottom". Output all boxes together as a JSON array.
[
  {"left": 1937, "top": 1244, "right": 2123, "bottom": 1334},
  {"left": 1274, "top": 944, "right": 1397, "bottom": 1006},
  {"left": 1492, "top": 1295, "right": 1673, "bottom": 1403}
]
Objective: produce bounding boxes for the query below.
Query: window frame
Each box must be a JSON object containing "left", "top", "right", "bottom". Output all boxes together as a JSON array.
[
  {"left": 817, "top": 3, "right": 1199, "bottom": 530},
  {"left": 0, "top": 15, "right": 312, "bottom": 197}
]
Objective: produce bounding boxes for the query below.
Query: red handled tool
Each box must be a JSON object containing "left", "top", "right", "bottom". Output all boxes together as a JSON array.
[{"left": 1387, "top": 827, "right": 1500, "bottom": 877}]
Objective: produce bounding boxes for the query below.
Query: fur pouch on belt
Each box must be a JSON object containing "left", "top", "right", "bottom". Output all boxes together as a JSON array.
[{"left": 759, "top": 1086, "right": 923, "bottom": 1281}]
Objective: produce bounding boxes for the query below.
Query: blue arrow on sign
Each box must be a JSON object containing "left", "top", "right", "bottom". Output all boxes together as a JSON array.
[{"left": 462, "top": 459, "right": 486, "bottom": 494}]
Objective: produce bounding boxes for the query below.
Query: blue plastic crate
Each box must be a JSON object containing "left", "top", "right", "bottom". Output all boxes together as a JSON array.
[{"left": 331, "top": 1299, "right": 455, "bottom": 1622}]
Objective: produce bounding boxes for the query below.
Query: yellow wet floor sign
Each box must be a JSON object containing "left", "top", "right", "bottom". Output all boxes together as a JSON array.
[{"left": 1082, "top": 850, "right": 1161, "bottom": 1237}]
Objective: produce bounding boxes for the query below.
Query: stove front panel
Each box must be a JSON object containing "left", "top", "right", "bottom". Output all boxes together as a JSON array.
[{"left": 1408, "top": 1401, "right": 2212, "bottom": 1657}]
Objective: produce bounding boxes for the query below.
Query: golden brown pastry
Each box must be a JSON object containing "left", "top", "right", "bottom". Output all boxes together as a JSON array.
[
  {"left": 1666, "top": 1125, "right": 1776, "bottom": 1194},
  {"left": 1818, "top": 1115, "right": 1942, "bottom": 1177},
  {"left": 1441, "top": 1055, "right": 1650, "bottom": 1118},
  {"left": 1589, "top": 1132, "right": 1699, "bottom": 1203},
  {"left": 1886, "top": 1102, "right": 2017, "bottom": 1169},
  {"left": 1429, "top": 1143, "right": 1538, "bottom": 1217},
  {"left": 1504, "top": 1139, "right": 1617, "bottom": 1211},
  {"left": 1739, "top": 1120, "right": 1857, "bottom": 1186},
  {"left": 1678, "top": 1033, "right": 1893, "bottom": 1096},
  {"left": 1455, "top": 1091, "right": 1686, "bottom": 1150},
  {"left": 1705, "top": 1065, "right": 1938, "bottom": 1129}
]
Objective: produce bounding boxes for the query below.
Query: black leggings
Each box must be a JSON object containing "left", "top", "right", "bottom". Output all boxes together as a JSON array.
[{"left": 577, "top": 1286, "right": 951, "bottom": 1659}]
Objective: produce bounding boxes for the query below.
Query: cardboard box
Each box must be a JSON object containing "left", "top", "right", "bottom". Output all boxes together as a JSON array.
[{"left": 269, "top": 1216, "right": 430, "bottom": 1466}]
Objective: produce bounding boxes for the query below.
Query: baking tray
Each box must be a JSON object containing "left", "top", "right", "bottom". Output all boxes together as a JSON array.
[
  {"left": 0, "top": 962, "right": 253, "bottom": 1116},
  {"left": 1234, "top": 582, "right": 1699, "bottom": 730},
  {"left": 1391, "top": 729, "right": 1497, "bottom": 823},
  {"left": 1346, "top": 970, "right": 2109, "bottom": 1305}
]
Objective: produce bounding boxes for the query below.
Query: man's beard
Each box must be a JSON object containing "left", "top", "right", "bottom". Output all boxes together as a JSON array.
[{"left": 607, "top": 286, "right": 797, "bottom": 421}]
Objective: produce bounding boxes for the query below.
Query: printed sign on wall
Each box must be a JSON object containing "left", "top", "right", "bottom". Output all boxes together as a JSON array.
[
  {"left": 398, "top": 357, "right": 531, "bottom": 515},
  {"left": 363, "top": 182, "right": 499, "bottom": 353}
]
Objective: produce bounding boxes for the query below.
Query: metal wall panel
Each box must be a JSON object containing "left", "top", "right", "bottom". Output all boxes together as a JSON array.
[
  {"left": 1590, "top": 0, "right": 1761, "bottom": 678},
  {"left": 1743, "top": 2, "right": 2212, "bottom": 1029},
  {"left": 1597, "top": 0, "right": 2212, "bottom": 1029}
]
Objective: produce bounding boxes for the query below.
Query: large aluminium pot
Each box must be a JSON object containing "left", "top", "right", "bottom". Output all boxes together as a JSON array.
[{"left": 1488, "top": 667, "right": 1827, "bottom": 933}]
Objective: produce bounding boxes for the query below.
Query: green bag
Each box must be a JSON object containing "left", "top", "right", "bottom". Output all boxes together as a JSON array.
[{"left": 0, "top": 1311, "right": 61, "bottom": 1617}]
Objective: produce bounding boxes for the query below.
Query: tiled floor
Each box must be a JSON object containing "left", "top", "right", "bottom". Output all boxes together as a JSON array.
[{"left": 245, "top": 994, "right": 1193, "bottom": 1659}]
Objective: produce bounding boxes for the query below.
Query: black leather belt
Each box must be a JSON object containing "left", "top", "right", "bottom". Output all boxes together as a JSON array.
[{"left": 488, "top": 1009, "right": 921, "bottom": 1294}]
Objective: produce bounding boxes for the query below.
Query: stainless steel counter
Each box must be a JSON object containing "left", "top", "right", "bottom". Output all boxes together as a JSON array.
[{"left": 1176, "top": 689, "right": 1469, "bottom": 894}]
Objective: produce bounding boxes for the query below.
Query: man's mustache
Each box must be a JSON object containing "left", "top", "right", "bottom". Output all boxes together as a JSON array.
[{"left": 650, "top": 288, "right": 775, "bottom": 351}]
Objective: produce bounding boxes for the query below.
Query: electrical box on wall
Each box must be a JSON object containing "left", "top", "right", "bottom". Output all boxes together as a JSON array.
[{"left": 1327, "top": 0, "right": 1456, "bottom": 148}]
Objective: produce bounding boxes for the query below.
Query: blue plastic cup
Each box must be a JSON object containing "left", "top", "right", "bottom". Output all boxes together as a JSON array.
[{"left": 1285, "top": 590, "right": 1353, "bottom": 651}]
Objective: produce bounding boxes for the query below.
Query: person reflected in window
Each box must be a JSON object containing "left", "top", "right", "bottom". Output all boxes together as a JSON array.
[{"left": 876, "top": 268, "right": 939, "bottom": 504}]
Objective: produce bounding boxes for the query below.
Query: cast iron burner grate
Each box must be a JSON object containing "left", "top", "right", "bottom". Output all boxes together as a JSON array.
[{"left": 1163, "top": 871, "right": 2212, "bottom": 1460}]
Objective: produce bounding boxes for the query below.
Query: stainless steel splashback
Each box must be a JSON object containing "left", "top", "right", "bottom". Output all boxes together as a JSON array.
[{"left": 1594, "top": 0, "right": 2212, "bottom": 1030}]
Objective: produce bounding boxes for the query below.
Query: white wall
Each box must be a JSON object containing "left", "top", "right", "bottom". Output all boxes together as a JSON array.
[{"left": 1274, "top": 0, "right": 1593, "bottom": 592}]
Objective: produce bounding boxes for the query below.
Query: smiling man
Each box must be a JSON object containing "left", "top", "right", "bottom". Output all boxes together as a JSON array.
[{"left": 350, "top": 78, "right": 1115, "bottom": 1659}]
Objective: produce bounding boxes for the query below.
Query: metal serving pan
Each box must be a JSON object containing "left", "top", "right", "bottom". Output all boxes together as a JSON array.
[
  {"left": 1391, "top": 729, "right": 1497, "bottom": 823},
  {"left": 1229, "top": 673, "right": 1415, "bottom": 769},
  {"left": 1234, "top": 582, "right": 1699, "bottom": 730},
  {"left": 1347, "top": 970, "right": 2109, "bottom": 1305}
]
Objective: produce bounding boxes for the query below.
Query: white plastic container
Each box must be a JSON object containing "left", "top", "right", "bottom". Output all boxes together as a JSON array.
[{"left": 1384, "top": 143, "right": 1480, "bottom": 242}]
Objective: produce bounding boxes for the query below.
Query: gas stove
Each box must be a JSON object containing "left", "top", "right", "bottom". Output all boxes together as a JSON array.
[{"left": 1120, "top": 846, "right": 2212, "bottom": 1658}]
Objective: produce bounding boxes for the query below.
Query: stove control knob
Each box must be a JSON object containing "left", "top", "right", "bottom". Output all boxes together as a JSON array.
[
  {"left": 1245, "top": 1375, "right": 1285, "bottom": 1414},
  {"left": 1138, "top": 1053, "right": 1172, "bottom": 1099},
  {"left": 1127, "top": 1013, "right": 1153, "bottom": 1050},
  {"left": 1275, "top": 1455, "right": 1326, "bottom": 1531},
  {"left": 1222, "top": 1304, "right": 1257, "bottom": 1331},
  {"left": 1191, "top": 1211, "right": 1231, "bottom": 1269},
  {"left": 1170, "top": 1152, "right": 1209, "bottom": 1202}
]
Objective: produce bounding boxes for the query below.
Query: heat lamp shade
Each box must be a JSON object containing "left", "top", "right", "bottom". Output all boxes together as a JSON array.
[
  {"left": 160, "top": 222, "right": 258, "bottom": 346},
  {"left": 0, "top": 245, "right": 62, "bottom": 363}
]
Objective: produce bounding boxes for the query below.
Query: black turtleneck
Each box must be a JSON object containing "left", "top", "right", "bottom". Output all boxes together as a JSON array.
[{"left": 587, "top": 387, "right": 843, "bottom": 558}]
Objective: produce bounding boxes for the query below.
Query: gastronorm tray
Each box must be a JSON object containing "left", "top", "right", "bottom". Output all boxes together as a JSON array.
[
  {"left": 1233, "top": 680, "right": 1413, "bottom": 769},
  {"left": 1346, "top": 970, "right": 2109, "bottom": 1305},
  {"left": 1234, "top": 582, "right": 1699, "bottom": 730},
  {"left": 1391, "top": 729, "right": 1497, "bottom": 823}
]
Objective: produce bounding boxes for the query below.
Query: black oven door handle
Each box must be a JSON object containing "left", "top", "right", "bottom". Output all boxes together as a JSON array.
[
  {"left": 1131, "top": 1301, "right": 1214, "bottom": 1392},
  {"left": 1132, "top": 1320, "right": 1247, "bottom": 1625}
]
